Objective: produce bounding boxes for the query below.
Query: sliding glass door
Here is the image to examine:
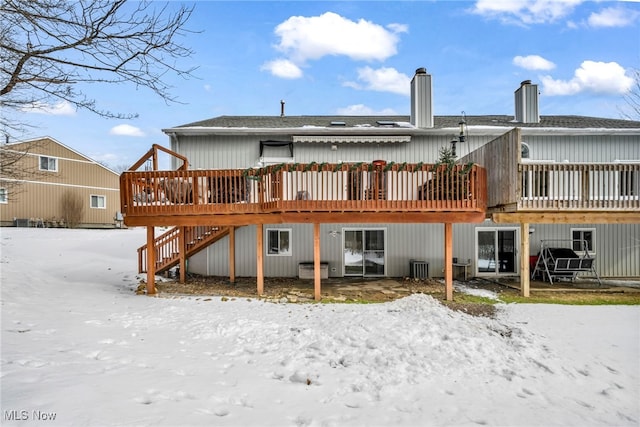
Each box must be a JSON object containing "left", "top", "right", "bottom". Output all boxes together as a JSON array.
[
  {"left": 476, "top": 228, "right": 518, "bottom": 275},
  {"left": 343, "top": 228, "right": 386, "bottom": 276}
]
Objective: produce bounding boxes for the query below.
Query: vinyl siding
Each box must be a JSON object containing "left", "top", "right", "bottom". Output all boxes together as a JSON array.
[
  {"left": 173, "top": 133, "right": 498, "bottom": 169},
  {"left": 173, "top": 130, "right": 639, "bottom": 279},
  {"left": 1, "top": 138, "right": 121, "bottom": 227},
  {"left": 522, "top": 134, "right": 640, "bottom": 162}
]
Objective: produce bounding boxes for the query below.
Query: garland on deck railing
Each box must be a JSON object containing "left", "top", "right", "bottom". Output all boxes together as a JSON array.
[{"left": 241, "top": 153, "right": 474, "bottom": 179}]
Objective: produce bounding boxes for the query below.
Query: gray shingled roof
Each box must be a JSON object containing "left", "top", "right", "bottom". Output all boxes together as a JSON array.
[{"left": 177, "top": 115, "right": 640, "bottom": 129}]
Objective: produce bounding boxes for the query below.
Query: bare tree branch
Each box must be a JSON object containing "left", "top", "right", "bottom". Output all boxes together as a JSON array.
[
  {"left": 621, "top": 68, "right": 640, "bottom": 120},
  {"left": 0, "top": 140, "right": 49, "bottom": 200},
  {"left": 0, "top": 0, "right": 197, "bottom": 189},
  {"left": 0, "top": 0, "right": 197, "bottom": 128}
]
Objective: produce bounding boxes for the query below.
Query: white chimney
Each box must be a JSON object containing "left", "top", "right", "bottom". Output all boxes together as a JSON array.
[
  {"left": 410, "top": 68, "right": 434, "bottom": 128},
  {"left": 514, "top": 80, "right": 540, "bottom": 123}
]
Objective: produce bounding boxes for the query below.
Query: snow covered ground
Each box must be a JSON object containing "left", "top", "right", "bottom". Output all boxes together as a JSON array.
[{"left": 1, "top": 227, "right": 638, "bottom": 426}]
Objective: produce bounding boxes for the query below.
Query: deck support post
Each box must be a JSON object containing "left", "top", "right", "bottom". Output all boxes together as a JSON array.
[
  {"left": 179, "top": 226, "right": 186, "bottom": 283},
  {"left": 146, "top": 226, "right": 156, "bottom": 295},
  {"left": 256, "top": 224, "right": 264, "bottom": 296},
  {"left": 314, "top": 223, "right": 321, "bottom": 301},
  {"left": 444, "top": 222, "right": 453, "bottom": 301},
  {"left": 229, "top": 226, "right": 236, "bottom": 284},
  {"left": 520, "top": 222, "right": 530, "bottom": 297}
]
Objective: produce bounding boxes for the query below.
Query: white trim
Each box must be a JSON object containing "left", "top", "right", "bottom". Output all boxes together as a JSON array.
[
  {"left": 5, "top": 137, "right": 120, "bottom": 175},
  {"left": 475, "top": 227, "right": 520, "bottom": 277},
  {"left": 570, "top": 227, "right": 596, "bottom": 256},
  {"left": 4, "top": 149, "right": 101, "bottom": 167},
  {"left": 0, "top": 179, "right": 119, "bottom": 192},
  {"left": 164, "top": 125, "right": 640, "bottom": 138},
  {"left": 265, "top": 227, "right": 292, "bottom": 256},
  {"left": 39, "top": 155, "right": 58, "bottom": 172},
  {"left": 259, "top": 157, "right": 295, "bottom": 166},
  {"left": 342, "top": 227, "right": 387, "bottom": 277}
]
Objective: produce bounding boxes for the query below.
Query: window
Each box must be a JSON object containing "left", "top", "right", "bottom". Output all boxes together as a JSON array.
[
  {"left": 619, "top": 170, "right": 636, "bottom": 197},
  {"left": 259, "top": 140, "right": 294, "bottom": 165},
  {"left": 521, "top": 142, "right": 530, "bottom": 159},
  {"left": 266, "top": 228, "right": 291, "bottom": 256},
  {"left": 90, "top": 195, "right": 106, "bottom": 209},
  {"left": 571, "top": 228, "right": 595, "bottom": 254},
  {"left": 39, "top": 156, "right": 58, "bottom": 172},
  {"left": 0, "top": 188, "right": 7, "bottom": 203}
]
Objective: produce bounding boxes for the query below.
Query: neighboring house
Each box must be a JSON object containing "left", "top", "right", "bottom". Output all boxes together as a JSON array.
[
  {"left": 120, "top": 69, "right": 640, "bottom": 298},
  {"left": 0, "top": 136, "right": 122, "bottom": 228}
]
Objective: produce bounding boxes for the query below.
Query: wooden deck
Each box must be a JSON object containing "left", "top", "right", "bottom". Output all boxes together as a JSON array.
[
  {"left": 120, "top": 162, "right": 488, "bottom": 226},
  {"left": 120, "top": 146, "right": 490, "bottom": 302},
  {"left": 460, "top": 128, "right": 640, "bottom": 224}
]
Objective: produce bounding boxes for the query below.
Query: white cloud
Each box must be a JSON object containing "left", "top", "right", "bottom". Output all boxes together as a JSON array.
[
  {"left": 263, "top": 12, "right": 403, "bottom": 79},
  {"left": 471, "top": 0, "right": 583, "bottom": 25},
  {"left": 587, "top": 7, "right": 639, "bottom": 27},
  {"left": 260, "top": 59, "right": 303, "bottom": 79},
  {"left": 541, "top": 60, "right": 634, "bottom": 96},
  {"left": 513, "top": 55, "right": 556, "bottom": 71},
  {"left": 335, "top": 104, "right": 398, "bottom": 115},
  {"left": 343, "top": 66, "right": 411, "bottom": 96},
  {"left": 386, "top": 23, "right": 409, "bottom": 34},
  {"left": 274, "top": 12, "right": 402, "bottom": 62},
  {"left": 109, "top": 124, "right": 146, "bottom": 137},
  {"left": 21, "top": 100, "right": 76, "bottom": 116}
]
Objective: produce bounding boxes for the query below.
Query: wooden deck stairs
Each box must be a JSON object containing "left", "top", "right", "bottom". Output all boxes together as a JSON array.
[{"left": 137, "top": 225, "right": 231, "bottom": 274}]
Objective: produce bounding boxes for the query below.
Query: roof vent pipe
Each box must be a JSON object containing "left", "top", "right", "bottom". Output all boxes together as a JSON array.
[
  {"left": 514, "top": 80, "right": 540, "bottom": 124},
  {"left": 410, "top": 67, "right": 434, "bottom": 128},
  {"left": 280, "top": 100, "right": 285, "bottom": 117}
]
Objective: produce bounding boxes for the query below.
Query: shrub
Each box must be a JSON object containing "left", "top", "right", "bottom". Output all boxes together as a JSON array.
[{"left": 60, "top": 191, "right": 84, "bottom": 228}]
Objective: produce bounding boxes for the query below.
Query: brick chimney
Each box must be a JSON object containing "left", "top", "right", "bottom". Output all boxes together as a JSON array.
[
  {"left": 514, "top": 80, "right": 540, "bottom": 123},
  {"left": 410, "top": 68, "right": 434, "bottom": 128}
]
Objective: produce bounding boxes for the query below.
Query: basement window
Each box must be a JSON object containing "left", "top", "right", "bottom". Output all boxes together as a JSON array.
[
  {"left": 571, "top": 228, "right": 595, "bottom": 255},
  {"left": 266, "top": 228, "right": 291, "bottom": 256}
]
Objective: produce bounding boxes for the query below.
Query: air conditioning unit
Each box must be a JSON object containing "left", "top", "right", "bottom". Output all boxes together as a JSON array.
[{"left": 409, "top": 260, "right": 428, "bottom": 279}]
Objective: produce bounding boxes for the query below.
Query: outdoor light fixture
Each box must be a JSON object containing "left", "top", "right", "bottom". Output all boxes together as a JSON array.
[{"left": 450, "top": 111, "right": 467, "bottom": 158}]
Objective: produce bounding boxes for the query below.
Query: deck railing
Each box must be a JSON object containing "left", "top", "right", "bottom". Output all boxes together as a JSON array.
[
  {"left": 518, "top": 162, "right": 640, "bottom": 210},
  {"left": 120, "top": 162, "right": 487, "bottom": 217}
]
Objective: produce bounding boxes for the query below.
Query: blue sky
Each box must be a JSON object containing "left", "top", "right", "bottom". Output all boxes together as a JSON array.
[{"left": 12, "top": 0, "right": 640, "bottom": 170}]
